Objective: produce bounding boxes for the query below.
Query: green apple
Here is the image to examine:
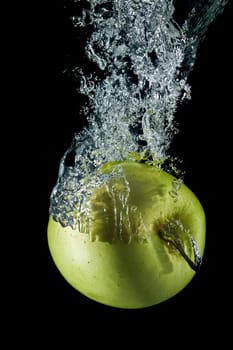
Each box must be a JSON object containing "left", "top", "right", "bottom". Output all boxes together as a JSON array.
[{"left": 48, "top": 161, "right": 205, "bottom": 308}]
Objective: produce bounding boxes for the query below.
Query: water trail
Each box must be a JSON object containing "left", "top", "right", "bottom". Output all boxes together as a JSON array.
[{"left": 50, "top": 0, "right": 229, "bottom": 229}]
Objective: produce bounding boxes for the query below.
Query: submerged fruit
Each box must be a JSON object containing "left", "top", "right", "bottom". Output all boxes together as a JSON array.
[{"left": 48, "top": 161, "right": 205, "bottom": 308}]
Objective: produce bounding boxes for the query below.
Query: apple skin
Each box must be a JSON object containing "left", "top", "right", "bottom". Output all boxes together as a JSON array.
[{"left": 48, "top": 162, "right": 206, "bottom": 309}]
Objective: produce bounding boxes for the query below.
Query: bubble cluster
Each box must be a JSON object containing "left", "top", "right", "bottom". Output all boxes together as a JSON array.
[{"left": 50, "top": 0, "right": 229, "bottom": 228}]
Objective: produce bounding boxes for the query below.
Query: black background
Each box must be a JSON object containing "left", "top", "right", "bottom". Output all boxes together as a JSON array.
[{"left": 20, "top": 0, "right": 233, "bottom": 344}]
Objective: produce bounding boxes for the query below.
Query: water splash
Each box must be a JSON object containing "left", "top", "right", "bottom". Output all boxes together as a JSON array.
[{"left": 50, "top": 0, "right": 229, "bottom": 229}]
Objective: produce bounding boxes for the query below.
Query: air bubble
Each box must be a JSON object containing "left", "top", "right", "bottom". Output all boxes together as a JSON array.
[{"left": 50, "top": 0, "right": 229, "bottom": 229}]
